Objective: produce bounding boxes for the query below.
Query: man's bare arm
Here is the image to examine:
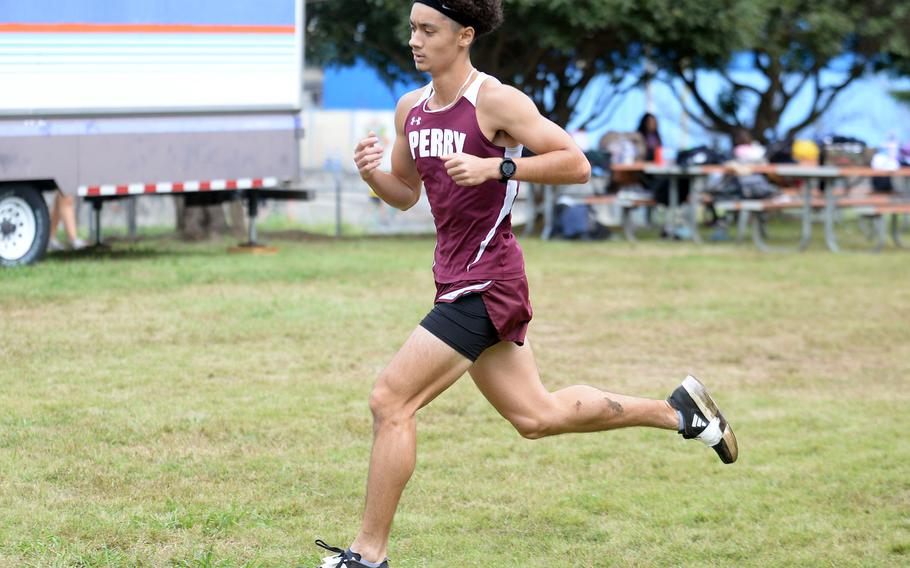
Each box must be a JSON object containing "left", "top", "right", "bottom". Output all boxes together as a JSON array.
[
  {"left": 353, "top": 91, "right": 423, "bottom": 210},
  {"left": 441, "top": 83, "right": 590, "bottom": 187}
]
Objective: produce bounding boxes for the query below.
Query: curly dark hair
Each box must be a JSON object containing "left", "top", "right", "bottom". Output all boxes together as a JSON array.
[{"left": 444, "top": 0, "right": 504, "bottom": 36}]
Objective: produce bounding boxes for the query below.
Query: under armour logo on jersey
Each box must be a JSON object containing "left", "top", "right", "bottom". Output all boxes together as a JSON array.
[
  {"left": 692, "top": 415, "right": 707, "bottom": 429},
  {"left": 410, "top": 117, "right": 422, "bottom": 126}
]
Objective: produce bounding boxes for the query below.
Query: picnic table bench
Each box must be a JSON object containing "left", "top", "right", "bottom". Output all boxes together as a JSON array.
[
  {"left": 528, "top": 163, "right": 910, "bottom": 252},
  {"left": 726, "top": 166, "right": 910, "bottom": 252},
  {"left": 607, "top": 163, "right": 910, "bottom": 251}
]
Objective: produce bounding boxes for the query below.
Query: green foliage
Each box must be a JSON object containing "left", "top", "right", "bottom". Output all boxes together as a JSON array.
[
  {"left": 304, "top": 0, "right": 768, "bottom": 126},
  {"left": 305, "top": 0, "right": 647, "bottom": 125},
  {"left": 306, "top": 0, "right": 412, "bottom": 87},
  {"left": 648, "top": 0, "right": 910, "bottom": 142},
  {"left": 306, "top": 0, "right": 910, "bottom": 139}
]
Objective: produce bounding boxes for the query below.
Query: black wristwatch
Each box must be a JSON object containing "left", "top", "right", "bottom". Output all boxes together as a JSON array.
[{"left": 499, "top": 157, "right": 517, "bottom": 183}]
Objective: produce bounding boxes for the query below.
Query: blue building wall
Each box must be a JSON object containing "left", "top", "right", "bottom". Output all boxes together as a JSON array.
[{"left": 323, "top": 61, "right": 418, "bottom": 110}]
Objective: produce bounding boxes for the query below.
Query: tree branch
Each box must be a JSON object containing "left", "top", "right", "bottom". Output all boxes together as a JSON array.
[
  {"left": 582, "top": 74, "right": 643, "bottom": 130},
  {"left": 664, "top": 78, "right": 716, "bottom": 132},
  {"left": 784, "top": 63, "right": 864, "bottom": 140},
  {"left": 783, "top": 67, "right": 814, "bottom": 100},
  {"left": 754, "top": 51, "right": 768, "bottom": 74},
  {"left": 751, "top": 52, "right": 783, "bottom": 139},
  {"left": 718, "top": 68, "right": 763, "bottom": 97},
  {"left": 673, "top": 65, "right": 730, "bottom": 131},
  {"left": 549, "top": 61, "right": 598, "bottom": 126}
]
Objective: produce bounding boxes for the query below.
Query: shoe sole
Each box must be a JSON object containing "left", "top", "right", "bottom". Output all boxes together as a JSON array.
[{"left": 682, "top": 375, "right": 738, "bottom": 464}]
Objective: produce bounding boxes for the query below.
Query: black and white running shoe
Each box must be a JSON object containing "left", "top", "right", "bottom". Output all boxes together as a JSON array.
[
  {"left": 667, "top": 375, "right": 738, "bottom": 464},
  {"left": 309, "top": 540, "right": 389, "bottom": 568}
]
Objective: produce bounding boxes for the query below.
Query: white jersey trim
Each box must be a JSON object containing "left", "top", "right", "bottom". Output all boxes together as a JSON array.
[
  {"left": 466, "top": 144, "right": 523, "bottom": 271},
  {"left": 438, "top": 281, "right": 494, "bottom": 301},
  {"left": 412, "top": 83, "right": 433, "bottom": 109},
  {"left": 463, "top": 72, "right": 489, "bottom": 106},
  {"left": 424, "top": 69, "right": 489, "bottom": 114}
]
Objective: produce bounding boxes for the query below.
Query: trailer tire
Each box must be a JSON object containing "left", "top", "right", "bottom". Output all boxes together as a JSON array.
[{"left": 0, "top": 185, "right": 50, "bottom": 267}]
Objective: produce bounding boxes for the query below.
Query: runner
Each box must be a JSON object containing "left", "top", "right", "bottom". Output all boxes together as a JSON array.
[{"left": 312, "top": 2, "right": 737, "bottom": 566}]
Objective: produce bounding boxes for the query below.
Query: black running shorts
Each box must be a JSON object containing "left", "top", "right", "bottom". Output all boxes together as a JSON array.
[{"left": 419, "top": 293, "right": 500, "bottom": 362}]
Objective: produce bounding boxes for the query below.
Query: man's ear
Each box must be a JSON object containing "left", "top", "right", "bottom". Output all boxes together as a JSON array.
[{"left": 458, "top": 26, "right": 475, "bottom": 48}]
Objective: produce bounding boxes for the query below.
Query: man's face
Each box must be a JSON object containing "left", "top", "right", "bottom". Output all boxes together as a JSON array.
[{"left": 409, "top": 3, "right": 463, "bottom": 74}]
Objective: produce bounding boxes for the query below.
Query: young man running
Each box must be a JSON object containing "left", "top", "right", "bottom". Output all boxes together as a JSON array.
[{"left": 312, "top": 2, "right": 737, "bottom": 566}]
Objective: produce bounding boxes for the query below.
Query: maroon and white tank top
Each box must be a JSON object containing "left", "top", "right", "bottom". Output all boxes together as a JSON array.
[{"left": 405, "top": 71, "right": 525, "bottom": 284}]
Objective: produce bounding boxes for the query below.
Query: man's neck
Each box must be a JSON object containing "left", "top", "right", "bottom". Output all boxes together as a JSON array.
[{"left": 431, "top": 63, "right": 475, "bottom": 107}]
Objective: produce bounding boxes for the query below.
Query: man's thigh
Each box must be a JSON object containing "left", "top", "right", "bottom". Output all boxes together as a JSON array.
[
  {"left": 468, "top": 340, "right": 556, "bottom": 424},
  {"left": 375, "top": 326, "right": 474, "bottom": 412}
]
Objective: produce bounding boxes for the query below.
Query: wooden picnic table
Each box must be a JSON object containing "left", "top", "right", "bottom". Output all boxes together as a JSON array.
[{"left": 609, "top": 163, "right": 910, "bottom": 252}]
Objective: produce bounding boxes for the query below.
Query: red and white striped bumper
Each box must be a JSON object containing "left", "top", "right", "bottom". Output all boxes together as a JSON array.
[{"left": 78, "top": 177, "right": 280, "bottom": 198}]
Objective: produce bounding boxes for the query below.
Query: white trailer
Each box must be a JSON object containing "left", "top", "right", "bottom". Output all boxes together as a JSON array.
[{"left": 0, "top": 0, "right": 309, "bottom": 266}]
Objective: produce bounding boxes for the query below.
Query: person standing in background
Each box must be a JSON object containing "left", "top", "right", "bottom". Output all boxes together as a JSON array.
[{"left": 47, "top": 189, "right": 86, "bottom": 251}]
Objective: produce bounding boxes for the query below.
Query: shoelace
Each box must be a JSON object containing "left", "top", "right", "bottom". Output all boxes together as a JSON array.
[{"left": 314, "top": 540, "right": 352, "bottom": 568}]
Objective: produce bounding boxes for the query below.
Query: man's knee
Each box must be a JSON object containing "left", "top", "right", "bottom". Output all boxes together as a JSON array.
[
  {"left": 368, "top": 375, "right": 411, "bottom": 427},
  {"left": 512, "top": 415, "right": 551, "bottom": 440},
  {"left": 368, "top": 382, "right": 394, "bottom": 421}
]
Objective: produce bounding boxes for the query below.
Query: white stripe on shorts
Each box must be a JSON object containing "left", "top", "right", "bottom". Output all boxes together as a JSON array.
[{"left": 438, "top": 281, "right": 493, "bottom": 302}]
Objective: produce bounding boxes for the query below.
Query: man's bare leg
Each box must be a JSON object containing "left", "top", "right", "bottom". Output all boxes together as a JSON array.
[
  {"left": 349, "top": 326, "right": 473, "bottom": 563},
  {"left": 49, "top": 192, "right": 61, "bottom": 242},
  {"left": 48, "top": 192, "right": 82, "bottom": 248},
  {"left": 58, "top": 193, "right": 80, "bottom": 244},
  {"left": 469, "top": 340, "right": 678, "bottom": 439}
]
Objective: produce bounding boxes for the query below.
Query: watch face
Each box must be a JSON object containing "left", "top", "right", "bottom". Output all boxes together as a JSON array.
[{"left": 501, "top": 160, "right": 517, "bottom": 177}]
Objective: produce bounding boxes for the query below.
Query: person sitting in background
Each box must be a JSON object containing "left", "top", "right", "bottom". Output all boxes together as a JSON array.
[
  {"left": 708, "top": 128, "right": 778, "bottom": 240},
  {"left": 636, "top": 113, "right": 684, "bottom": 215},
  {"left": 637, "top": 112, "right": 662, "bottom": 162},
  {"left": 726, "top": 128, "right": 777, "bottom": 196},
  {"left": 48, "top": 189, "right": 87, "bottom": 251},
  {"left": 731, "top": 127, "right": 766, "bottom": 164}
]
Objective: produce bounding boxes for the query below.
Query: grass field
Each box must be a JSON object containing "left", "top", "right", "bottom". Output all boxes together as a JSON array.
[{"left": 1, "top": 232, "right": 909, "bottom": 567}]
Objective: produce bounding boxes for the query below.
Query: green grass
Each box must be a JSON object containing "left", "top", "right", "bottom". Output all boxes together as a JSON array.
[{"left": 1, "top": 232, "right": 909, "bottom": 567}]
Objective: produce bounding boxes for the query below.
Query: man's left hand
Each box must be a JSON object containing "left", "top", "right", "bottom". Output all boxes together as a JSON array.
[{"left": 441, "top": 153, "right": 499, "bottom": 187}]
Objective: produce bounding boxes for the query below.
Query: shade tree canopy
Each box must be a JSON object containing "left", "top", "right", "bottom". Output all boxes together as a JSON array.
[{"left": 305, "top": 0, "right": 910, "bottom": 143}]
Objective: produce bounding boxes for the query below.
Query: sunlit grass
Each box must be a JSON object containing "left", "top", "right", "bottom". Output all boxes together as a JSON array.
[{"left": 1, "top": 232, "right": 908, "bottom": 567}]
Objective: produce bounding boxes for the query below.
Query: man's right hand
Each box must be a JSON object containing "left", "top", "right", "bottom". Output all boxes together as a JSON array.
[{"left": 354, "top": 131, "right": 385, "bottom": 181}]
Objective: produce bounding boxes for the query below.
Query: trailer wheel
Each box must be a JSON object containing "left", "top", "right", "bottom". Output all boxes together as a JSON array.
[{"left": 0, "top": 185, "right": 50, "bottom": 267}]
